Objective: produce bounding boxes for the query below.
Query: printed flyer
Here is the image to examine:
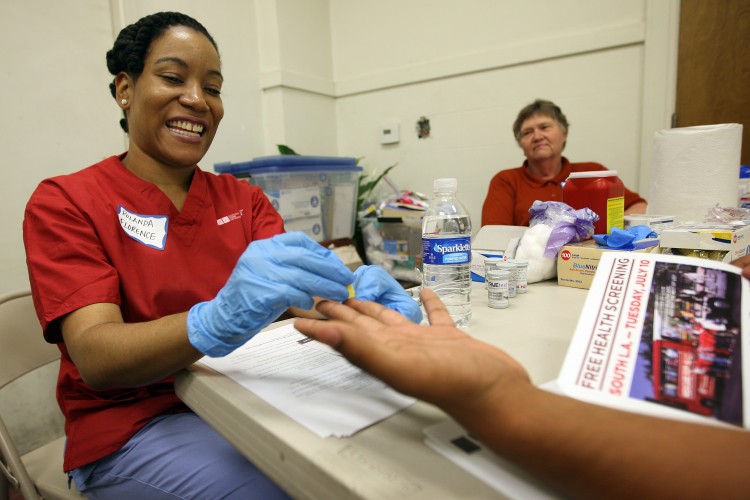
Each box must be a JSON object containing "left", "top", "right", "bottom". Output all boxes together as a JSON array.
[{"left": 557, "top": 252, "right": 748, "bottom": 428}]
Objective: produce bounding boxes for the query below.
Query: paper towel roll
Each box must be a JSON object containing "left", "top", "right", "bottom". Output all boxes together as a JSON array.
[{"left": 648, "top": 123, "right": 743, "bottom": 223}]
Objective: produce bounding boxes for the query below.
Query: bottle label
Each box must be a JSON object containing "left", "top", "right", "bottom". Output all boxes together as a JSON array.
[
  {"left": 422, "top": 236, "right": 471, "bottom": 265},
  {"left": 606, "top": 196, "right": 625, "bottom": 233}
]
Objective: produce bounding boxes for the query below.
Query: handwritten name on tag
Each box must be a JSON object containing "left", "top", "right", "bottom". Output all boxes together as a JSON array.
[{"left": 118, "top": 205, "right": 168, "bottom": 250}]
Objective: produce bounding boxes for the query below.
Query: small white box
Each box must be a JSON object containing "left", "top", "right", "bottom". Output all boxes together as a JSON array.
[
  {"left": 470, "top": 225, "right": 527, "bottom": 282},
  {"left": 264, "top": 186, "right": 322, "bottom": 220},
  {"left": 284, "top": 216, "right": 325, "bottom": 242},
  {"left": 623, "top": 214, "right": 675, "bottom": 235}
]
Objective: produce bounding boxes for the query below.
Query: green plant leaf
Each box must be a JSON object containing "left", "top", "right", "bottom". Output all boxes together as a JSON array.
[
  {"left": 277, "top": 144, "right": 298, "bottom": 155},
  {"left": 358, "top": 163, "right": 397, "bottom": 204}
]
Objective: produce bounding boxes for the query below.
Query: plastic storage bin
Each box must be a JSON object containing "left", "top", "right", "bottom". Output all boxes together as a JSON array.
[{"left": 215, "top": 156, "right": 362, "bottom": 242}]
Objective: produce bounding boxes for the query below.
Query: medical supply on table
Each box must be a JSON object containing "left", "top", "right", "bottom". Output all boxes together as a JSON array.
[
  {"left": 482, "top": 257, "right": 505, "bottom": 289},
  {"left": 557, "top": 238, "right": 659, "bottom": 289},
  {"left": 496, "top": 261, "right": 517, "bottom": 298},
  {"left": 658, "top": 223, "right": 750, "bottom": 263},
  {"left": 470, "top": 225, "right": 526, "bottom": 282},
  {"left": 508, "top": 258, "right": 529, "bottom": 294},
  {"left": 623, "top": 214, "right": 675, "bottom": 235},
  {"left": 563, "top": 171, "right": 624, "bottom": 235},
  {"left": 486, "top": 270, "right": 510, "bottom": 309},
  {"left": 422, "top": 178, "right": 472, "bottom": 327},
  {"left": 515, "top": 201, "right": 597, "bottom": 283}
]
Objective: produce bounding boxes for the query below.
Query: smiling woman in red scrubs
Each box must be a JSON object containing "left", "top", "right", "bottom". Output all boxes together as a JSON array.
[{"left": 20, "top": 11, "right": 418, "bottom": 499}]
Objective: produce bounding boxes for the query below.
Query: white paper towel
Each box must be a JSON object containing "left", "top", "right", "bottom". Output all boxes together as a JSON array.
[{"left": 648, "top": 123, "right": 743, "bottom": 223}]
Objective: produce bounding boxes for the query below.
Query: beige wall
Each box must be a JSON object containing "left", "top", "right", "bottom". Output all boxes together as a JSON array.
[
  {"left": 0, "top": 0, "right": 678, "bottom": 295},
  {"left": 327, "top": 0, "right": 677, "bottom": 232}
]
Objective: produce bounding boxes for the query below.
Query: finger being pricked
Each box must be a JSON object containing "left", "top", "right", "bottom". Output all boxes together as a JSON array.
[
  {"left": 340, "top": 298, "right": 417, "bottom": 326},
  {"left": 294, "top": 303, "right": 387, "bottom": 362}
]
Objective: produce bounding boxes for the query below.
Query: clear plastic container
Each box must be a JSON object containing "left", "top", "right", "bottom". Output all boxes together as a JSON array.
[
  {"left": 214, "top": 156, "right": 362, "bottom": 241},
  {"left": 483, "top": 257, "right": 505, "bottom": 289},
  {"left": 508, "top": 258, "right": 529, "bottom": 294},
  {"left": 496, "top": 261, "right": 517, "bottom": 298},
  {"left": 422, "top": 178, "right": 472, "bottom": 327},
  {"left": 486, "top": 270, "right": 510, "bottom": 309}
]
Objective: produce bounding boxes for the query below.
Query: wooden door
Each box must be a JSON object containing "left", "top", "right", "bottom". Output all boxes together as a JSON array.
[{"left": 675, "top": 0, "right": 750, "bottom": 165}]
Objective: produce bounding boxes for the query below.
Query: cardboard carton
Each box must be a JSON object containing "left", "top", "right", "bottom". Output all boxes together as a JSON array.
[
  {"left": 557, "top": 238, "right": 658, "bottom": 289},
  {"left": 658, "top": 223, "right": 750, "bottom": 263}
]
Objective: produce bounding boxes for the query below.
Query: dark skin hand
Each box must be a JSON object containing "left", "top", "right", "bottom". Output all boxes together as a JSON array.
[{"left": 294, "top": 255, "right": 750, "bottom": 499}]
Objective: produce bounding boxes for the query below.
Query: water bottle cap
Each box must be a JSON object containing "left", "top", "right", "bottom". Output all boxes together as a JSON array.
[{"left": 433, "top": 178, "right": 458, "bottom": 193}]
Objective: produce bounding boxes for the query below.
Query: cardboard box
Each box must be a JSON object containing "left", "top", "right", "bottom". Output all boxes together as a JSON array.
[
  {"left": 470, "top": 225, "right": 527, "bottom": 282},
  {"left": 557, "top": 239, "right": 658, "bottom": 289},
  {"left": 623, "top": 214, "right": 676, "bottom": 235},
  {"left": 658, "top": 223, "right": 750, "bottom": 263},
  {"left": 470, "top": 251, "right": 506, "bottom": 282}
]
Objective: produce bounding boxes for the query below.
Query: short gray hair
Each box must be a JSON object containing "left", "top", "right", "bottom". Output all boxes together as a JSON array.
[{"left": 512, "top": 99, "right": 569, "bottom": 142}]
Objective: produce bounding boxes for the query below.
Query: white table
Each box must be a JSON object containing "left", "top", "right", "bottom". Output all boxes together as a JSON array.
[{"left": 174, "top": 280, "right": 589, "bottom": 499}]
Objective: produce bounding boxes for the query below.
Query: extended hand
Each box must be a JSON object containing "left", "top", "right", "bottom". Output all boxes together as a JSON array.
[{"left": 294, "top": 288, "right": 529, "bottom": 415}]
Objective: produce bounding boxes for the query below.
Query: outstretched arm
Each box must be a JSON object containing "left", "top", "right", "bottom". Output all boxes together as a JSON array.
[{"left": 295, "top": 288, "right": 750, "bottom": 499}]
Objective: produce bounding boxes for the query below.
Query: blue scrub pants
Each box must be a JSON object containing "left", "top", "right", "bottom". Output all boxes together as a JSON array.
[{"left": 70, "top": 413, "right": 290, "bottom": 499}]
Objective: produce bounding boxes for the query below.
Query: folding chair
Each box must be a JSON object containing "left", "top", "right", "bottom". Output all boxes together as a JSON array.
[{"left": 0, "top": 290, "right": 82, "bottom": 499}]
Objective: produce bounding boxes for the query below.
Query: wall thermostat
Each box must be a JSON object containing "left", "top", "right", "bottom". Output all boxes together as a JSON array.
[{"left": 379, "top": 123, "right": 400, "bottom": 145}]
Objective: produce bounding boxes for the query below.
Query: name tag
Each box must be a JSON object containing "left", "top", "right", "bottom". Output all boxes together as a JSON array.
[{"left": 118, "top": 205, "right": 168, "bottom": 250}]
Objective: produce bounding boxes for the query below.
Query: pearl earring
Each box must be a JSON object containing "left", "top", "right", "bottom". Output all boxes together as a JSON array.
[{"left": 121, "top": 99, "right": 128, "bottom": 105}]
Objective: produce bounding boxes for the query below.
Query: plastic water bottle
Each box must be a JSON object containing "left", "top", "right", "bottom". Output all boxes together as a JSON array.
[{"left": 422, "top": 178, "right": 472, "bottom": 327}]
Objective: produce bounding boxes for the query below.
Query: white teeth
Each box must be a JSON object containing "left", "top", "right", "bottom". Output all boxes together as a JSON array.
[{"left": 168, "top": 120, "right": 204, "bottom": 135}]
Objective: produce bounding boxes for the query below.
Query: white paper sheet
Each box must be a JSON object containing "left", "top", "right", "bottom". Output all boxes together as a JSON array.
[{"left": 200, "top": 324, "right": 416, "bottom": 437}]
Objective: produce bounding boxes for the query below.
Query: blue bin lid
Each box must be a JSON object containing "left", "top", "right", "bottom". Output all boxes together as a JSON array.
[{"left": 215, "top": 155, "right": 361, "bottom": 174}]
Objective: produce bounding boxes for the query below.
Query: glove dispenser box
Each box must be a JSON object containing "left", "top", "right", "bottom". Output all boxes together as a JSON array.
[
  {"left": 557, "top": 239, "right": 658, "bottom": 289},
  {"left": 216, "top": 156, "right": 362, "bottom": 242}
]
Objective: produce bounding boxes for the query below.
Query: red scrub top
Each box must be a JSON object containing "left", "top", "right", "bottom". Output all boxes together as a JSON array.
[
  {"left": 481, "top": 157, "right": 646, "bottom": 227},
  {"left": 23, "top": 154, "right": 285, "bottom": 471}
]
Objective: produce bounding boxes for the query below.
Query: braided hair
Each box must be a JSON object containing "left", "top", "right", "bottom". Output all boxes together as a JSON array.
[{"left": 106, "top": 12, "right": 219, "bottom": 133}]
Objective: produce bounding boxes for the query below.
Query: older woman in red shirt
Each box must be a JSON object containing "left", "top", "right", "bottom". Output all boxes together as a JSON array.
[{"left": 482, "top": 99, "right": 647, "bottom": 227}]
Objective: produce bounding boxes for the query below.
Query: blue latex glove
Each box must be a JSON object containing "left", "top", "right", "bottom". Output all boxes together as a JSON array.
[
  {"left": 593, "top": 225, "right": 658, "bottom": 249},
  {"left": 353, "top": 265, "right": 423, "bottom": 323},
  {"left": 188, "top": 232, "right": 354, "bottom": 356}
]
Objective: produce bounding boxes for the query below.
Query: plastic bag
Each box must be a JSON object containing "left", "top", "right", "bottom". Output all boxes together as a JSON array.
[
  {"left": 703, "top": 204, "right": 750, "bottom": 225},
  {"left": 515, "top": 201, "right": 598, "bottom": 283}
]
